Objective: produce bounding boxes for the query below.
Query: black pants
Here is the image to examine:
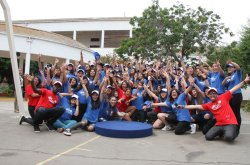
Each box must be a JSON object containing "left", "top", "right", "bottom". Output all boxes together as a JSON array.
[
  {"left": 33, "top": 107, "right": 65, "bottom": 127},
  {"left": 165, "top": 113, "right": 190, "bottom": 135},
  {"left": 28, "top": 106, "right": 35, "bottom": 119},
  {"left": 72, "top": 103, "right": 87, "bottom": 122},
  {"left": 205, "top": 124, "right": 237, "bottom": 142},
  {"left": 175, "top": 121, "right": 191, "bottom": 135},
  {"left": 147, "top": 110, "right": 158, "bottom": 124},
  {"left": 22, "top": 106, "right": 35, "bottom": 126},
  {"left": 202, "top": 118, "right": 216, "bottom": 135},
  {"left": 229, "top": 93, "right": 242, "bottom": 133},
  {"left": 137, "top": 110, "right": 147, "bottom": 122}
]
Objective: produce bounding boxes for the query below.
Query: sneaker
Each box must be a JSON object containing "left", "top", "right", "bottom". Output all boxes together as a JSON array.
[
  {"left": 34, "top": 126, "right": 41, "bottom": 133},
  {"left": 190, "top": 124, "right": 197, "bottom": 134},
  {"left": 161, "top": 125, "right": 167, "bottom": 131},
  {"left": 57, "top": 128, "right": 64, "bottom": 133},
  {"left": 45, "top": 123, "right": 55, "bottom": 131},
  {"left": 166, "top": 125, "right": 174, "bottom": 131},
  {"left": 19, "top": 116, "right": 26, "bottom": 125},
  {"left": 63, "top": 129, "right": 72, "bottom": 136}
]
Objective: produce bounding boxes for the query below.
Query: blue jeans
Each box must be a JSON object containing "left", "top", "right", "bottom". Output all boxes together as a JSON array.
[{"left": 53, "top": 119, "right": 77, "bottom": 129}]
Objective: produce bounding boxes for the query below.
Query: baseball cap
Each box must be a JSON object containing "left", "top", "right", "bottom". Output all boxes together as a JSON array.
[
  {"left": 104, "top": 63, "right": 110, "bottom": 67},
  {"left": 91, "top": 90, "right": 99, "bottom": 95},
  {"left": 226, "top": 63, "right": 234, "bottom": 68},
  {"left": 68, "top": 63, "right": 74, "bottom": 67},
  {"left": 161, "top": 88, "right": 168, "bottom": 93},
  {"left": 207, "top": 87, "right": 218, "bottom": 94},
  {"left": 71, "top": 94, "right": 79, "bottom": 99},
  {"left": 77, "top": 69, "right": 84, "bottom": 73},
  {"left": 177, "top": 67, "right": 183, "bottom": 72},
  {"left": 107, "top": 85, "right": 113, "bottom": 89},
  {"left": 53, "top": 81, "right": 62, "bottom": 87}
]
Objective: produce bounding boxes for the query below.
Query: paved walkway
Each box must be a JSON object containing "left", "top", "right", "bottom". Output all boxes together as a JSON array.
[{"left": 1, "top": 98, "right": 250, "bottom": 165}]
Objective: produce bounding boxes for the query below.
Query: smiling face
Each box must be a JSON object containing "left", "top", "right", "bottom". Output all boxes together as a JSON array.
[
  {"left": 92, "top": 93, "right": 99, "bottom": 101},
  {"left": 52, "top": 84, "right": 62, "bottom": 93},
  {"left": 109, "top": 97, "right": 117, "bottom": 107},
  {"left": 227, "top": 66, "right": 235, "bottom": 74},
  {"left": 171, "top": 89, "right": 179, "bottom": 100},
  {"left": 208, "top": 91, "right": 218, "bottom": 102}
]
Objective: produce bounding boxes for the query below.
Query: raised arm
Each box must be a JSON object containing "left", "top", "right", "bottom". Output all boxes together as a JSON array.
[
  {"left": 26, "top": 75, "right": 42, "bottom": 95},
  {"left": 143, "top": 84, "right": 158, "bottom": 101},
  {"left": 230, "top": 75, "right": 250, "bottom": 94},
  {"left": 80, "top": 77, "right": 89, "bottom": 99}
]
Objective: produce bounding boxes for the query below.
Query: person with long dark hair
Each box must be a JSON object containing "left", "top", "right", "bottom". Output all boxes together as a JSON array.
[{"left": 63, "top": 88, "right": 104, "bottom": 136}]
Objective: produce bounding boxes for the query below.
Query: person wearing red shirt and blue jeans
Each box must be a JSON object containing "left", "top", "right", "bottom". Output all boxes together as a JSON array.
[{"left": 178, "top": 75, "right": 250, "bottom": 142}]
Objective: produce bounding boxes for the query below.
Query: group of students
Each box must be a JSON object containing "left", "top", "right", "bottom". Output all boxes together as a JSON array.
[{"left": 19, "top": 52, "right": 250, "bottom": 142}]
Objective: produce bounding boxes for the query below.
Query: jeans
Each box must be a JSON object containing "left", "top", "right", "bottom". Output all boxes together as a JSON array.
[
  {"left": 53, "top": 119, "right": 77, "bottom": 129},
  {"left": 33, "top": 106, "right": 65, "bottom": 127},
  {"left": 205, "top": 124, "right": 237, "bottom": 142}
]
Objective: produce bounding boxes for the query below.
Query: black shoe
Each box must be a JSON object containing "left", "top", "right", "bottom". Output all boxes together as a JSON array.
[
  {"left": 19, "top": 116, "right": 26, "bottom": 125},
  {"left": 34, "top": 126, "right": 41, "bottom": 133},
  {"left": 45, "top": 123, "right": 55, "bottom": 131}
]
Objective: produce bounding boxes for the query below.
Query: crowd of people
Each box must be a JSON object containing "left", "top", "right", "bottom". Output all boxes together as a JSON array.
[{"left": 19, "top": 52, "right": 250, "bottom": 142}]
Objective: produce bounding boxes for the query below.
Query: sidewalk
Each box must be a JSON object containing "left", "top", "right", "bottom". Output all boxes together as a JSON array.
[{"left": 1, "top": 98, "right": 250, "bottom": 165}]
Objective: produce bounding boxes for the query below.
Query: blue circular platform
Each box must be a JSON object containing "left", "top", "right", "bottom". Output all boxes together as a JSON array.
[{"left": 95, "top": 121, "right": 153, "bottom": 138}]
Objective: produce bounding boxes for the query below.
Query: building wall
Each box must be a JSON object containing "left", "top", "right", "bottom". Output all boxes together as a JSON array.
[{"left": 14, "top": 18, "right": 132, "bottom": 55}]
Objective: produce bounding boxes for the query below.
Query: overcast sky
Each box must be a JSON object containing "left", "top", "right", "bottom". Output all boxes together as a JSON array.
[{"left": 0, "top": 0, "right": 249, "bottom": 44}]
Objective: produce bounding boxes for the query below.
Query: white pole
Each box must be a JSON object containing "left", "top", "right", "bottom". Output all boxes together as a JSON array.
[
  {"left": 101, "top": 30, "right": 105, "bottom": 48},
  {"left": 0, "top": 0, "right": 25, "bottom": 114},
  {"left": 24, "top": 37, "right": 33, "bottom": 74}
]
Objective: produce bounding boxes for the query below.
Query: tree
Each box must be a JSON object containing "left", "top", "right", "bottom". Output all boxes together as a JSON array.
[
  {"left": 238, "top": 21, "right": 250, "bottom": 74},
  {"left": 115, "top": 0, "right": 231, "bottom": 61}
]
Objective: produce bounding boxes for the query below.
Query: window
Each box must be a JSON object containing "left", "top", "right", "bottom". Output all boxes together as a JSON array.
[
  {"left": 90, "top": 45, "right": 100, "bottom": 48},
  {"left": 90, "top": 38, "right": 100, "bottom": 42}
]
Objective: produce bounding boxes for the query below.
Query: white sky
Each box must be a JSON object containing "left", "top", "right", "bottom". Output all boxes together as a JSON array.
[{"left": 0, "top": 0, "right": 249, "bottom": 44}]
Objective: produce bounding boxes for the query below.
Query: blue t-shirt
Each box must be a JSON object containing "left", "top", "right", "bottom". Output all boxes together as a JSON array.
[
  {"left": 99, "top": 101, "right": 119, "bottom": 120},
  {"left": 173, "top": 92, "right": 191, "bottom": 122},
  {"left": 226, "top": 70, "right": 242, "bottom": 94},
  {"left": 77, "top": 88, "right": 88, "bottom": 104},
  {"left": 83, "top": 96, "right": 103, "bottom": 123},
  {"left": 194, "top": 77, "right": 206, "bottom": 91},
  {"left": 158, "top": 97, "right": 172, "bottom": 113},
  {"left": 208, "top": 72, "right": 225, "bottom": 94},
  {"left": 59, "top": 97, "right": 76, "bottom": 121},
  {"left": 132, "top": 89, "right": 144, "bottom": 110}
]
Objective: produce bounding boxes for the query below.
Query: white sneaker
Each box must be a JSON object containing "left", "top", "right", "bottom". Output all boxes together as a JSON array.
[
  {"left": 161, "top": 125, "right": 167, "bottom": 131},
  {"left": 190, "top": 124, "right": 197, "bottom": 134},
  {"left": 63, "top": 129, "right": 72, "bottom": 136}
]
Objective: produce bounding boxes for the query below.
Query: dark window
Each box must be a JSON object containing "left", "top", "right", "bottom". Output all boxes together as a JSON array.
[
  {"left": 90, "top": 45, "right": 100, "bottom": 48},
  {"left": 91, "top": 38, "right": 100, "bottom": 42}
]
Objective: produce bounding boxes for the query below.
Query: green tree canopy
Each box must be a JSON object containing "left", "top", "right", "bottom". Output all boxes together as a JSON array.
[{"left": 115, "top": 0, "right": 231, "bottom": 61}]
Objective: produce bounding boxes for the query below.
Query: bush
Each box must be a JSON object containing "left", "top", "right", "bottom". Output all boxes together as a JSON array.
[
  {"left": 0, "top": 84, "right": 14, "bottom": 96},
  {"left": 243, "top": 101, "right": 250, "bottom": 112}
]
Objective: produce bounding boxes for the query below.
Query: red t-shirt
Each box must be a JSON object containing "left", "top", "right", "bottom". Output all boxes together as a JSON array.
[
  {"left": 35, "top": 89, "right": 59, "bottom": 112},
  {"left": 201, "top": 91, "right": 238, "bottom": 126},
  {"left": 117, "top": 87, "right": 125, "bottom": 99},
  {"left": 25, "top": 84, "right": 41, "bottom": 106},
  {"left": 117, "top": 95, "right": 132, "bottom": 112}
]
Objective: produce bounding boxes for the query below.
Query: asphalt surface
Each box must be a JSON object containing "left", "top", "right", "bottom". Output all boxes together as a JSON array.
[{"left": 1, "top": 99, "right": 250, "bottom": 165}]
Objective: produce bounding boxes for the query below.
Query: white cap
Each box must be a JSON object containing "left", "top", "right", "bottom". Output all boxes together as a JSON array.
[
  {"left": 161, "top": 88, "right": 168, "bottom": 93},
  {"left": 91, "top": 90, "right": 99, "bottom": 95},
  {"left": 53, "top": 81, "right": 62, "bottom": 87},
  {"left": 207, "top": 87, "right": 218, "bottom": 94},
  {"left": 71, "top": 94, "right": 79, "bottom": 99}
]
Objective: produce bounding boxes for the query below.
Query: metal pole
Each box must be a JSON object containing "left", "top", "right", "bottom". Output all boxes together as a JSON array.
[{"left": 0, "top": 0, "right": 25, "bottom": 114}]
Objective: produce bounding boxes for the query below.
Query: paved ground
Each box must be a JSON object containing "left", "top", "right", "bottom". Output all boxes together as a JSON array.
[{"left": 1, "top": 98, "right": 250, "bottom": 165}]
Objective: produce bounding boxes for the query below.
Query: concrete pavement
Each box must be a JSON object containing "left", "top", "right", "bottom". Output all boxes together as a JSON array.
[{"left": 0, "top": 99, "right": 250, "bottom": 165}]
